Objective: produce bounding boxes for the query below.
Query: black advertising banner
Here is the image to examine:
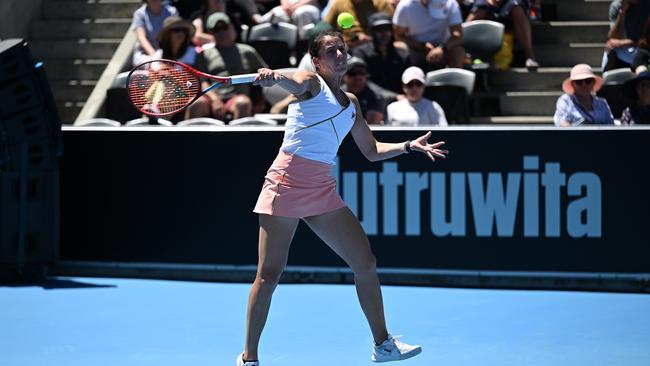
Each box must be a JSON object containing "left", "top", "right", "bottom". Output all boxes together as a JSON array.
[{"left": 60, "top": 127, "right": 650, "bottom": 273}]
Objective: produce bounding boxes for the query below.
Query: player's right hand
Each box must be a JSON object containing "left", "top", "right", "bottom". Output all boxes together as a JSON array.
[{"left": 254, "top": 68, "right": 283, "bottom": 87}]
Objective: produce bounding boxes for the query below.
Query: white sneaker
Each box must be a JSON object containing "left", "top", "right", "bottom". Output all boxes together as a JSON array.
[
  {"left": 525, "top": 58, "right": 540, "bottom": 70},
  {"left": 236, "top": 353, "right": 259, "bottom": 366},
  {"left": 371, "top": 334, "right": 422, "bottom": 362}
]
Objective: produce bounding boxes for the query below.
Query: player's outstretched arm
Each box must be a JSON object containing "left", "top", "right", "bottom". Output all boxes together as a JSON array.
[
  {"left": 349, "top": 94, "right": 448, "bottom": 162},
  {"left": 253, "top": 68, "right": 320, "bottom": 98}
]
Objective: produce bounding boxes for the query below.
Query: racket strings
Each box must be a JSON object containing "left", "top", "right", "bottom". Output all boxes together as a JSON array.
[{"left": 128, "top": 61, "right": 201, "bottom": 116}]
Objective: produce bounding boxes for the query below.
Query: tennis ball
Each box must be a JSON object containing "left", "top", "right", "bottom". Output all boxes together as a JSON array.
[{"left": 337, "top": 12, "right": 355, "bottom": 29}]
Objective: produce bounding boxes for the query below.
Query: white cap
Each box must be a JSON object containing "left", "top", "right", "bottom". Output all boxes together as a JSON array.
[{"left": 401, "top": 66, "right": 426, "bottom": 84}]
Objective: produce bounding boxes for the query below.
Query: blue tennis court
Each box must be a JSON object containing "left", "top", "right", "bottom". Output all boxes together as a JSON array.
[{"left": 2, "top": 277, "right": 649, "bottom": 366}]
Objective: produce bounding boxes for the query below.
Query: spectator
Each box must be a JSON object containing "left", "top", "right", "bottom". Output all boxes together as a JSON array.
[
  {"left": 190, "top": 0, "right": 227, "bottom": 45},
  {"left": 258, "top": 0, "right": 321, "bottom": 31},
  {"left": 155, "top": 17, "right": 202, "bottom": 65},
  {"left": 386, "top": 66, "right": 448, "bottom": 126},
  {"left": 466, "top": 0, "right": 540, "bottom": 69},
  {"left": 393, "top": 0, "right": 465, "bottom": 71},
  {"left": 131, "top": 0, "right": 179, "bottom": 66},
  {"left": 554, "top": 64, "right": 614, "bottom": 126},
  {"left": 188, "top": 12, "right": 268, "bottom": 121},
  {"left": 631, "top": 18, "right": 650, "bottom": 74},
  {"left": 621, "top": 71, "right": 650, "bottom": 124},
  {"left": 603, "top": 0, "right": 650, "bottom": 71},
  {"left": 342, "top": 57, "right": 384, "bottom": 124},
  {"left": 351, "top": 12, "right": 410, "bottom": 94},
  {"left": 323, "top": 0, "right": 395, "bottom": 47}
]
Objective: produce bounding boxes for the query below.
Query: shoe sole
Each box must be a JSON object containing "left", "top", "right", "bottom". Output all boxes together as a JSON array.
[{"left": 371, "top": 347, "right": 422, "bottom": 363}]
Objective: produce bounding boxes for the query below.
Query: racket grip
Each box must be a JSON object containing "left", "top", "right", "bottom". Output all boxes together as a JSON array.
[{"left": 230, "top": 73, "right": 258, "bottom": 84}]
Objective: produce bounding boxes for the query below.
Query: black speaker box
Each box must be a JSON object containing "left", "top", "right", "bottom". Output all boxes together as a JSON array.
[
  {"left": 0, "top": 170, "right": 59, "bottom": 266},
  {"left": 0, "top": 39, "right": 35, "bottom": 84}
]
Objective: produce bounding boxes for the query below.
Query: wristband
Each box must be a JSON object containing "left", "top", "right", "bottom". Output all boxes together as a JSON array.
[{"left": 404, "top": 140, "right": 412, "bottom": 154}]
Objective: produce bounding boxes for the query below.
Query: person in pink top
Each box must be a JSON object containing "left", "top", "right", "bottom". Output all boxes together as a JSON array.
[{"left": 234, "top": 29, "right": 449, "bottom": 366}]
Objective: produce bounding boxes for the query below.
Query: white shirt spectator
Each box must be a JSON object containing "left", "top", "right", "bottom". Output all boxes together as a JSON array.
[
  {"left": 386, "top": 98, "right": 448, "bottom": 126},
  {"left": 392, "top": 0, "right": 462, "bottom": 45}
]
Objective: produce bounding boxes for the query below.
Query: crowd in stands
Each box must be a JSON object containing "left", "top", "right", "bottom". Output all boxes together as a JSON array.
[{"left": 123, "top": 0, "right": 650, "bottom": 126}]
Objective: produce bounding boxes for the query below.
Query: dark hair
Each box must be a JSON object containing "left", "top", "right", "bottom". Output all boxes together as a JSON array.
[
  {"left": 160, "top": 28, "right": 192, "bottom": 60},
  {"left": 308, "top": 30, "right": 344, "bottom": 59}
]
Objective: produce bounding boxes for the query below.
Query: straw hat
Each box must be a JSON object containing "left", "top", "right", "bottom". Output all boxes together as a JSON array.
[{"left": 562, "top": 64, "right": 603, "bottom": 94}]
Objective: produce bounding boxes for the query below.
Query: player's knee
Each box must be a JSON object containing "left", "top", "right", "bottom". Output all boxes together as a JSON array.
[{"left": 257, "top": 268, "right": 284, "bottom": 286}]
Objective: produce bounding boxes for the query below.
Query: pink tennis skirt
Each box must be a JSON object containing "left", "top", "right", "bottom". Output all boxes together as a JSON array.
[{"left": 253, "top": 151, "right": 346, "bottom": 218}]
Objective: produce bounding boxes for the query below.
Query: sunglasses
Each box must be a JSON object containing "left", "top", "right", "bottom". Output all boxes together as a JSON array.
[
  {"left": 573, "top": 78, "right": 595, "bottom": 86},
  {"left": 405, "top": 81, "right": 424, "bottom": 88}
]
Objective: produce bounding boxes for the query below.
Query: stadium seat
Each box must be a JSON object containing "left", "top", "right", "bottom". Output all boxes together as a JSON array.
[
  {"left": 176, "top": 117, "right": 226, "bottom": 126},
  {"left": 424, "top": 85, "right": 470, "bottom": 124},
  {"left": 106, "top": 71, "right": 141, "bottom": 122},
  {"left": 601, "top": 68, "right": 635, "bottom": 85},
  {"left": 248, "top": 22, "right": 298, "bottom": 69},
  {"left": 461, "top": 20, "right": 505, "bottom": 66},
  {"left": 229, "top": 116, "right": 278, "bottom": 126},
  {"left": 125, "top": 117, "right": 174, "bottom": 126},
  {"left": 75, "top": 118, "right": 121, "bottom": 127},
  {"left": 425, "top": 68, "right": 476, "bottom": 96},
  {"left": 596, "top": 68, "right": 636, "bottom": 119}
]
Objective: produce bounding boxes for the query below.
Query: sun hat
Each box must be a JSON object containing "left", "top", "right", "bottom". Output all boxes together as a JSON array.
[
  {"left": 562, "top": 64, "right": 604, "bottom": 94},
  {"left": 157, "top": 16, "right": 195, "bottom": 43}
]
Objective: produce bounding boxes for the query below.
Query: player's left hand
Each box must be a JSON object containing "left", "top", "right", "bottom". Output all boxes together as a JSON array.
[{"left": 410, "top": 131, "right": 448, "bottom": 162}]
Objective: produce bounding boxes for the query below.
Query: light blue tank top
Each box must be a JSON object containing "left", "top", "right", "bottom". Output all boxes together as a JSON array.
[{"left": 280, "top": 74, "right": 356, "bottom": 165}]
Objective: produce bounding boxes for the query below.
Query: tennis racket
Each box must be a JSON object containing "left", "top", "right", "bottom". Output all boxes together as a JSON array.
[{"left": 126, "top": 59, "right": 258, "bottom": 117}]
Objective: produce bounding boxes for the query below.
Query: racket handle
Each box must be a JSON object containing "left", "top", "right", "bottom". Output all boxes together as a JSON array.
[{"left": 230, "top": 73, "right": 258, "bottom": 84}]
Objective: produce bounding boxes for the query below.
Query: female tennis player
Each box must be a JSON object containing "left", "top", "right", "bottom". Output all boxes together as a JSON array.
[{"left": 238, "top": 30, "right": 448, "bottom": 366}]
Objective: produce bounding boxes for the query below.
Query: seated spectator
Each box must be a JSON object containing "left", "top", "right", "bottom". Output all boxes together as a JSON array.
[
  {"left": 342, "top": 57, "right": 384, "bottom": 124},
  {"left": 554, "top": 64, "right": 614, "bottom": 126},
  {"left": 155, "top": 17, "right": 202, "bottom": 65},
  {"left": 131, "top": 0, "right": 179, "bottom": 66},
  {"left": 386, "top": 66, "right": 448, "bottom": 126},
  {"left": 323, "top": 0, "right": 395, "bottom": 48},
  {"left": 188, "top": 13, "right": 268, "bottom": 121},
  {"left": 154, "top": 17, "right": 207, "bottom": 121},
  {"left": 631, "top": 18, "right": 650, "bottom": 74},
  {"left": 351, "top": 12, "right": 410, "bottom": 94},
  {"left": 466, "top": 0, "right": 539, "bottom": 69},
  {"left": 259, "top": 0, "right": 321, "bottom": 31},
  {"left": 393, "top": 0, "right": 465, "bottom": 71},
  {"left": 190, "top": 0, "right": 227, "bottom": 45},
  {"left": 621, "top": 71, "right": 650, "bottom": 124},
  {"left": 603, "top": 0, "right": 650, "bottom": 71}
]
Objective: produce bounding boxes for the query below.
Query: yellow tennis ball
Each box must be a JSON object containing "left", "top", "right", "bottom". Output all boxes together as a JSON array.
[{"left": 337, "top": 12, "right": 355, "bottom": 29}]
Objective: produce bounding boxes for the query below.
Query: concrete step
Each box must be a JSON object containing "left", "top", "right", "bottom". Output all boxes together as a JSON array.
[
  {"left": 56, "top": 102, "right": 84, "bottom": 124},
  {"left": 534, "top": 43, "right": 604, "bottom": 67},
  {"left": 30, "top": 19, "right": 132, "bottom": 39},
  {"left": 40, "top": 59, "right": 110, "bottom": 81},
  {"left": 29, "top": 39, "right": 122, "bottom": 59},
  {"left": 553, "top": 0, "right": 611, "bottom": 21},
  {"left": 42, "top": 0, "right": 140, "bottom": 20},
  {"left": 50, "top": 80, "right": 97, "bottom": 102},
  {"left": 499, "top": 91, "right": 561, "bottom": 116},
  {"left": 532, "top": 21, "right": 609, "bottom": 44},
  {"left": 488, "top": 67, "right": 602, "bottom": 92},
  {"left": 469, "top": 115, "right": 554, "bottom": 124}
]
